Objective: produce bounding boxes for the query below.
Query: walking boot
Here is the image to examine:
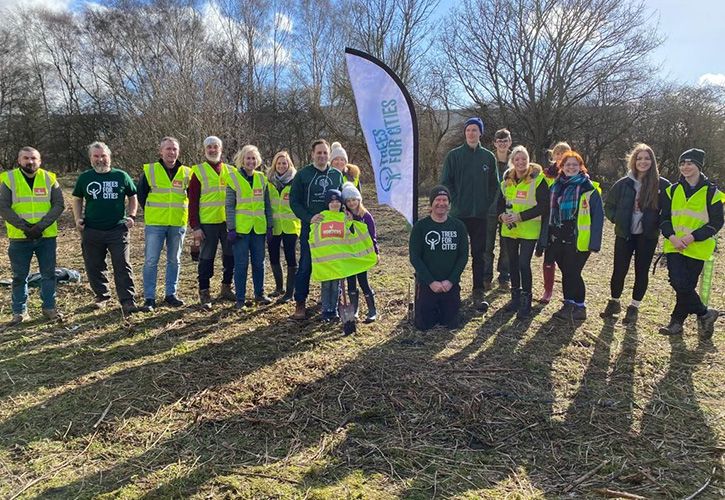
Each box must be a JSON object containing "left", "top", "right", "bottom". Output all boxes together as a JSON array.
[
  {"left": 553, "top": 301, "right": 574, "bottom": 322},
  {"left": 219, "top": 283, "right": 236, "bottom": 302},
  {"left": 472, "top": 289, "right": 489, "bottom": 312},
  {"left": 622, "top": 305, "right": 639, "bottom": 325},
  {"left": 293, "top": 300, "right": 307, "bottom": 320},
  {"left": 348, "top": 290, "right": 360, "bottom": 318},
  {"left": 572, "top": 304, "right": 587, "bottom": 321},
  {"left": 270, "top": 263, "right": 284, "bottom": 297},
  {"left": 279, "top": 266, "right": 296, "bottom": 303},
  {"left": 539, "top": 263, "right": 555, "bottom": 304},
  {"left": 516, "top": 291, "right": 532, "bottom": 319},
  {"left": 504, "top": 288, "right": 521, "bottom": 313},
  {"left": 600, "top": 299, "right": 621, "bottom": 318},
  {"left": 364, "top": 292, "right": 378, "bottom": 323},
  {"left": 697, "top": 309, "right": 719, "bottom": 340},
  {"left": 199, "top": 288, "right": 213, "bottom": 310},
  {"left": 659, "top": 319, "right": 683, "bottom": 336}
]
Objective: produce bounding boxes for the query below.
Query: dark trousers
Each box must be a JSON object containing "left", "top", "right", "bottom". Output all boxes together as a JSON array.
[
  {"left": 461, "top": 217, "right": 487, "bottom": 290},
  {"left": 294, "top": 222, "right": 312, "bottom": 302},
  {"left": 549, "top": 240, "right": 590, "bottom": 304},
  {"left": 268, "top": 233, "right": 298, "bottom": 267},
  {"left": 484, "top": 214, "right": 509, "bottom": 282},
  {"left": 81, "top": 225, "right": 136, "bottom": 304},
  {"left": 610, "top": 235, "right": 658, "bottom": 301},
  {"left": 503, "top": 237, "right": 536, "bottom": 293},
  {"left": 8, "top": 238, "right": 57, "bottom": 314},
  {"left": 198, "top": 222, "right": 234, "bottom": 290},
  {"left": 347, "top": 271, "right": 373, "bottom": 295},
  {"left": 666, "top": 252, "right": 707, "bottom": 322},
  {"left": 415, "top": 280, "right": 461, "bottom": 331}
]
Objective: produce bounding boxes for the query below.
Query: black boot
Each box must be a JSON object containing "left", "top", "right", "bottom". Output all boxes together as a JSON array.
[
  {"left": 279, "top": 266, "right": 296, "bottom": 303},
  {"left": 517, "top": 291, "right": 532, "bottom": 319},
  {"left": 348, "top": 290, "right": 360, "bottom": 318},
  {"left": 270, "top": 263, "right": 284, "bottom": 297},
  {"left": 504, "top": 288, "right": 521, "bottom": 313},
  {"left": 364, "top": 293, "right": 378, "bottom": 322}
]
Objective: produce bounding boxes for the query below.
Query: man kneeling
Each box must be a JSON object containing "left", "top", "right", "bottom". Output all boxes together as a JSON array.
[{"left": 409, "top": 186, "right": 469, "bottom": 330}]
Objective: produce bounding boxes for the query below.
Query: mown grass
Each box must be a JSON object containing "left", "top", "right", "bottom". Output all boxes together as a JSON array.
[{"left": 0, "top": 187, "right": 723, "bottom": 498}]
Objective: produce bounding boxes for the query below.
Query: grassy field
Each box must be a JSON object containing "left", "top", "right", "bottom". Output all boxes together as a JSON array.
[{"left": 0, "top": 183, "right": 723, "bottom": 499}]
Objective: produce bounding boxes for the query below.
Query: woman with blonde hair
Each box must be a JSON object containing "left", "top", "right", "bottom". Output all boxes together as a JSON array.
[
  {"left": 601, "top": 143, "right": 670, "bottom": 323},
  {"left": 330, "top": 141, "right": 362, "bottom": 190},
  {"left": 266, "top": 151, "right": 300, "bottom": 302},
  {"left": 497, "top": 146, "right": 550, "bottom": 318}
]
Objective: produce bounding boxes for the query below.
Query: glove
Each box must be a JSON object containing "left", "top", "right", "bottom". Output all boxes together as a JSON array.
[
  {"left": 227, "top": 230, "right": 237, "bottom": 244},
  {"left": 534, "top": 244, "right": 544, "bottom": 258},
  {"left": 24, "top": 225, "right": 44, "bottom": 240}
]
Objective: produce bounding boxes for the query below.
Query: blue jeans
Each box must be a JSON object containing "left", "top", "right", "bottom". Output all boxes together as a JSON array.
[
  {"left": 294, "top": 222, "right": 312, "bottom": 302},
  {"left": 321, "top": 280, "right": 340, "bottom": 316},
  {"left": 9, "top": 238, "right": 57, "bottom": 314},
  {"left": 143, "top": 225, "right": 186, "bottom": 299},
  {"left": 232, "top": 232, "right": 266, "bottom": 302}
]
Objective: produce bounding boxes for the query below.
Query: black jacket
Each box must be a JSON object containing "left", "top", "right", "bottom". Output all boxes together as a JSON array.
[{"left": 605, "top": 175, "right": 670, "bottom": 240}]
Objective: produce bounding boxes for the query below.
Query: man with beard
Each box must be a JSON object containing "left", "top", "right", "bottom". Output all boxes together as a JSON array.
[
  {"left": 188, "top": 136, "right": 237, "bottom": 309},
  {"left": 71, "top": 142, "right": 140, "bottom": 315},
  {"left": 0, "top": 147, "right": 65, "bottom": 325}
]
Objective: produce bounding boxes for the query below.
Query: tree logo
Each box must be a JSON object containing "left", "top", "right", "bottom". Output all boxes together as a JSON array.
[
  {"left": 87, "top": 181, "right": 102, "bottom": 200},
  {"left": 424, "top": 230, "right": 441, "bottom": 250},
  {"left": 317, "top": 176, "right": 331, "bottom": 190},
  {"left": 379, "top": 166, "right": 402, "bottom": 192}
]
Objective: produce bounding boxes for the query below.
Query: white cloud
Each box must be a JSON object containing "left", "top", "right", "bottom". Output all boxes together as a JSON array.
[
  {"left": 274, "top": 12, "right": 292, "bottom": 33},
  {"left": 0, "top": 0, "right": 71, "bottom": 12},
  {"left": 698, "top": 73, "right": 725, "bottom": 87}
]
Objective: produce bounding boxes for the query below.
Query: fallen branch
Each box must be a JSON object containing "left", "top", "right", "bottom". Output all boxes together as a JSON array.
[
  {"left": 563, "top": 460, "right": 609, "bottom": 493},
  {"left": 683, "top": 468, "right": 715, "bottom": 500},
  {"left": 591, "top": 488, "right": 646, "bottom": 499},
  {"left": 93, "top": 401, "right": 113, "bottom": 429}
]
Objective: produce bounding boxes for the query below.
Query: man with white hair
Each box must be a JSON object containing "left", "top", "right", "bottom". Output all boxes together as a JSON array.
[
  {"left": 136, "top": 137, "right": 190, "bottom": 312},
  {"left": 71, "top": 141, "right": 140, "bottom": 315},
  {"left": 0, "top": 147, "right": 65, "bottom": 325},
  {"left": 188, "top": 136, "right": 237, "bottom": 309}
]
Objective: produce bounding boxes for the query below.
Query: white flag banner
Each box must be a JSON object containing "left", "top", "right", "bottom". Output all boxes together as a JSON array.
[{"left": 345, "top": 48, "right": 418, "bottom": 225}]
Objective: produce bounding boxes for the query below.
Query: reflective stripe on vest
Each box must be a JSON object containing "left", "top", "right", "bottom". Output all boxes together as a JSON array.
[
  {"left": 500, "top": 174, "right": 544, "bottom": 240},
  {"left": 576, "top": 190, "right": 594, "bottom": 251},
  {"left": 268, "top": 182, "right": 301, "bottom": 236},
  {"left": 663, "top": 184, "right": 724, "bottom": 261},
  {"left": 309, "top": 210, "right": 376, "bottom": 281},
  {"left": 1, "top": 168, "right": 58, "bottom": 239},
  {"left": 228, "top": 170, "right": 266, "bottom": 234},
  {"left": 143, "top": 162, "right": 190, "bottom": 226},
  {"left": 191, "top": 162, "right": 235, "bottom": 224}
]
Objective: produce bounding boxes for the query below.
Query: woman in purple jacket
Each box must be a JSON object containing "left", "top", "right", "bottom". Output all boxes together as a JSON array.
[{"left": 341, "top": 182, "right": 379, "bottom": 322}]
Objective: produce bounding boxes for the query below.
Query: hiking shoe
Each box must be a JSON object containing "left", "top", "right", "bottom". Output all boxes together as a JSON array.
[
  {"left": 659, "top": 320, "right": 683, "bottom": 336},
  {"left": 572, "top": 305, "right": 587, "bottom": 321},
  {"left": 254, "top": 295, "right": 272, "bottom": 305},
  {"left": 199, "top": 289, "right": 213, "bottom": 310},
  {"left": 293, "top": 300, "right": 307, "bottom": 320},
  {"left": 8, "top": 312, "right": 30, "bottom": 326},
  {"left": 697, "top": 309, "right": 719, "bottom": 340},
  {"left": 93, "top": 297, "right": 111, "bottom": 310},
  {"left": 42, "top": 308, "right": 64, "bottom": 322},
  {"left": 234, "top": 301, "right": 248, "bottom": 312},
  {"left": 622, "top": 305, "right": 639, "bottom": 325},
  {"left": 121, "top": 301, "right": 139, "bottom": 315},
  {"left": 164, "top": 295, "right": 184, "bottom": 308},
  {"left": 600, "top": 299, "right": 621, "bottom": 318},
  {"left": 138, "top": 299, "right": 155, "bottom": 313},
  {"left": 553, "top": 302, "right": 574, "bottom": 322},
  {"left": 219, "top": 283, "right": 236, "bottom": 302}
]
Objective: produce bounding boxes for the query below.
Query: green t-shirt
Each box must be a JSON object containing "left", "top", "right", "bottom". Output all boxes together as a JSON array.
[
  {"left": 409, "top": 215, "right": 469, "bottom": 285},
  {"left": 72, "top": 168, "right": 137, "bottom": 230}
]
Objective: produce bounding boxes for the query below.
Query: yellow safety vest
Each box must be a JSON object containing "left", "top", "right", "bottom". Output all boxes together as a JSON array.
[
  {"left": 310, "top": 210, "right": 377, "bottom": 281},
  {"left": 591, "top": 180, "right": 602, "bottom": 195},
  {"left": 191, "top": 162, "right": 235, "bottom": 224},
  {"left": 0, "top": 168, "right": 58, "bottom": 239},
  {"left": 227, "top": 170, "right": 266, "bottom": 235},
  {"left": 268, "top": 181, "right": 301, "bottom": 236},
  {"left": 501, "top": 174, "right": 545, "bottom": 240},
  {"left": 663, "top": 184, "right": 724, "bottom": 261},
  {"left": 575, "top": 190, "right": 595, "bottom": 251},
  {"left": 344, "top": 174, "right": 360, "bottom": 188},
  {"left": 143, "top": 162, "right": 190, "bottom": 226}
]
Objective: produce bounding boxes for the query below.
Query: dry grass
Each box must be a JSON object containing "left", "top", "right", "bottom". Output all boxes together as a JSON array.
[{"left": 0, "top": 185, "right": 723, "bottom": 498}]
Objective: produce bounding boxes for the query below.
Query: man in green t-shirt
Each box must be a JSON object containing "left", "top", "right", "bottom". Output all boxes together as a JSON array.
[
  {"left": 409, "top": 185, "right": 470, "bottom": 330},
  {"left": 71, "top": 141, "right": 140, "bottom": 314}
]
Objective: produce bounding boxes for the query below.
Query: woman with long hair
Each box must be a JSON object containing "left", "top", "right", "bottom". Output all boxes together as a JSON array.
[
  {"left": 497, "top": 146, "right": 550, "bottom": 318},
  {"left": 601, "top": 144, "right": 670, "bottom": 323}
]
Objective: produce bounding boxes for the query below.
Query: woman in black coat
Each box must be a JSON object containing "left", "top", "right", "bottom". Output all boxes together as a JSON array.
[{"left": 601, "top": 143, "right": 670, "bottom": 324}]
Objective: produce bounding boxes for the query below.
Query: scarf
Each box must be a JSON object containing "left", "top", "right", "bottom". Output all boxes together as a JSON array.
[
  {"left": 270, "top": 167, "right": 296, "bottom": 192},
  {"left": 550, "top": 173, "right": 590, "bottom": 226}
]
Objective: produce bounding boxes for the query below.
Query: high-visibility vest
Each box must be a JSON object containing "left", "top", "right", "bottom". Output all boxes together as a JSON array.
[
  {"left": 0, "top": 168, "right": 58, "bottom": 239},
  {"left": 544, "top": 175, "right": 556, "bottom": 187},
  {"left": 591, "top": 180, "right": 602, "bottom": 195},
  {"left": 309, "top": 210, "right": 377, "bottom": 281},
  {"left": 344, "top": 174, "right": 359, "bottom": 188},
  {"left": 268, "top": 181, "right": 301, "bottom": 236},
  {"left": 575, "top": 190, "right": 595, "bottom": 251},
  {"left": 191, "top": 162, "right": 235, "bottom": 224},
  {"left": 663, "top": 184, "right": 725, "bottom": 261},
  {"left": 143, "top": 162, "right": 190, "bottom": 226},
  {"left": 501, "top": 174, "right": 545, "bottom": 240},
  {"left": 226, "top": 169, "right": 266, "bottom": 235}
]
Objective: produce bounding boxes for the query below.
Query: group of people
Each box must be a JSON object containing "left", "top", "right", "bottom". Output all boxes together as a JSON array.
[
  {"left": 1, "top": 138, "right": 379, "bottom": 328},
  {"left": 409, "top": 117, "right": 723, "bottom": 339},
  {"left": 2, "top": 122, "right": 723, "bottom": 339}
]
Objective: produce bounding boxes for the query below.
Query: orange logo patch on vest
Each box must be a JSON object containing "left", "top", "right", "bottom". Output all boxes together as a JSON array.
[
  {"left": 581, "top": 198, "right": 588, "bottom": 209},
  {"left": 220, "top": 179, "right": 227, "bottom": 187},
  {"left": 172, "top": 180, "right": 183, "bottom": 188},
  {"left": 283, "top": 193, "right": 289, "bottom": 201},
  {"left": 320, "top": 221, "right": 344, "bottom": 239},
  {"left": 253, "top": 188, "right": 263, "bottom": 196},
  {"left": 516, "top": 190, "right": 528, "bottom": 199},
  {"left": 33, "top": 187, "right": 47, "bottom": 196}
]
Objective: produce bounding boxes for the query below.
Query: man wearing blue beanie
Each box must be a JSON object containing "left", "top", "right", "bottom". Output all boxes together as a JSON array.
[{"left": 440, "top": 116, "right": 498, "bottom": 311}]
